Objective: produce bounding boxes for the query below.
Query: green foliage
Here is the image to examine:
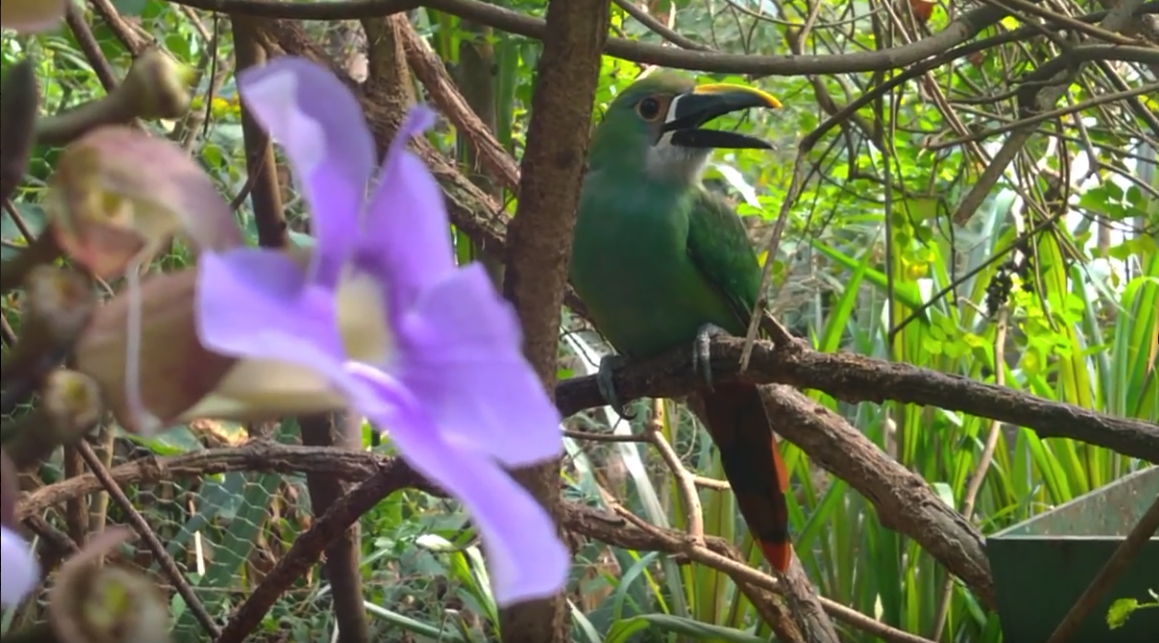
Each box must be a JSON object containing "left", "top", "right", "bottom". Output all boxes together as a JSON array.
[
  {"left": 1107, "top": 589, "right": 1159, "bottom": 630},
  {"left": 3, "top": 1, "right": 1155, "bottom": 642}
]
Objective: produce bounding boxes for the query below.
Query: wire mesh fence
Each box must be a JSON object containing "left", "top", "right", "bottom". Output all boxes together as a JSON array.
[{"left": 11, "top": 425, "right": 357, "bottom": 643}]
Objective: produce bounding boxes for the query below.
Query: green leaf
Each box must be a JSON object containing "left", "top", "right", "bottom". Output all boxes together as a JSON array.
[
  {"left": 607, "top": 614, "right": 764, "bottom": 643},
  {"left": 121, "top": 425, "right": 205, "bottom": 456},
  {"left": 1108, "top": 235, "right": 1158, "bottom": 261},
  {"left": 922, "top": 336, "right": 944, "bottom": 355},
  {"left": 1107, "top": 597, "right": 1139, "bottom": 629}
]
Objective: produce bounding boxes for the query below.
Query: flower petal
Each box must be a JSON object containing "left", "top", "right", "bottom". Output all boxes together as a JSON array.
[
  {"left": 195, "top": 248, "right": 352, "bottom": 394},
  {"left": 1, "top": 526, "right": 40, "bottom": 607},
  {"left": 178, "top": 357, "right": 349, "bottom": 422},
  {"left": 237, "top": 57, "right": 373, "bottom": 288},
  {"left": 75, "top": 269, "right": 236, "bottom": 433},
  {"left": 397, "top": 264, "right": 562, "bottom": 467},
  {"left": 362, "top": 106, "right": 456, "bottom": 314},
  {"left": 350, "top": 368, "right": 568, "bottom": 605}
]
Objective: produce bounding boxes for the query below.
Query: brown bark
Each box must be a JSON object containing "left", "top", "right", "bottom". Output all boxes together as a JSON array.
[
  {"left": 497, "top": 1, "right": 609, "bottom": 641},
  {"left": 554, "top": 336, "right": 1159, "bottom": 463}
]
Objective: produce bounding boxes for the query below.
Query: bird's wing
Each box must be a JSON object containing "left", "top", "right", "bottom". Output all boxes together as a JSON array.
[{"left": 685, "top": 188, "right": 765, "bottom": 335}]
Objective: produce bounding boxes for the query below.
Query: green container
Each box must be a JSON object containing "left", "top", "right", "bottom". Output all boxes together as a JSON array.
[{"left": 987, "top": 466, "right": 1158, "bottom": 642}]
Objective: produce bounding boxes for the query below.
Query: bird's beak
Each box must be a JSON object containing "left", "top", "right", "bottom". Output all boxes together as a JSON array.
[{"left": 662, "top": 83, "right": 780, "bottom": 149}]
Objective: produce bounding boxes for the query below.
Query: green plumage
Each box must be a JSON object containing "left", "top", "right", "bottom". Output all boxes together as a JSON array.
[
  {"left": 572, "top": 73, "right": 763, "bottom": 355},
  {"left": 572, "top": 169, "right": 762, "bottom": 356}
]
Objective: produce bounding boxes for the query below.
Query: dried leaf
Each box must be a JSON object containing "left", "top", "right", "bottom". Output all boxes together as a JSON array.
[{"left": 908, "top": 0, "right": 935, "bottom": 24}]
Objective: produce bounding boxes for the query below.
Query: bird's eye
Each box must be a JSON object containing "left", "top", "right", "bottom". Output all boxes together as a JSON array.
[{"left": 637, "top": 97, "right": 663, "bottom": 121}]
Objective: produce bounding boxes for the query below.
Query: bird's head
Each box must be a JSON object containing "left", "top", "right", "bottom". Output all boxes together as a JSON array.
[{"left": 588, "top": 72, "right": 780, "bottom": 182}]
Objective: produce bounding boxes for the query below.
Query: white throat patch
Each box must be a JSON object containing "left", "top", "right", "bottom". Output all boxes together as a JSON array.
[{"left": 644, "top": 93, "right": 711, "bottom": 183}]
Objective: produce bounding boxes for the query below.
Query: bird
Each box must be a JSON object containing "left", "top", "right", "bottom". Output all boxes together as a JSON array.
[{"left": 569, "top": 71, "right": 792, "bottom": 571}]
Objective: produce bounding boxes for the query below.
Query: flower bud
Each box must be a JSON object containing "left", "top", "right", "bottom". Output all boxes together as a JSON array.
[
  {"left": 49, "top": 528, "right": 173, "bottom": 643},
  {"left": 121, "top": 49, "right": 197, "bottom": 121},
  {"left": 75, "top": 269, "right": 235, "bottom": 434},
  {"left": 3, "top": 266, "right": 95, "bottom": 392},
  {"left": 48, "top": 126, "right": 242, "bottom": 281},
  {"left": 1, "top": 0, "right": 65, "bottom": 32},
  {"left": 43, "top": 370, "right": 105, "bottom": 432},
  {"left": 4, "top": 370, "right": 104, "bottom": 469},
  {"left": 25, "top": 265, "right": 96, "bottom": 343}
]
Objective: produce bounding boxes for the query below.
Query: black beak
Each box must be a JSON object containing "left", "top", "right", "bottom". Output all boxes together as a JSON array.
[{"left": 662, "top": 85, "right": 780, "bottom": 150}]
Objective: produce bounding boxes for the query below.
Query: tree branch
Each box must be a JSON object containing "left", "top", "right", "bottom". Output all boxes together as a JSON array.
[
  {"left": 162, "top": 0, "right": 1153, "bottom": 76},
  {"left": 498, "top": 1, "right": 608, "bottom": 640},
  {"left": 555, "top": 336, "right": 1159, "bottom": 462},
  {"left": 17, "top": 443, "right": 938, "bottom": 643},
  {"left": 756, "top": 383, "right": 994, "bottom": 605},
  {"left": 611, "top": 0, "right": 710, "bottom": 51},
  {"left": 399, "top": 22, "right": 519, "bottom": 194},
  {"left": 565, "top": 503, "right": 936, "bottom": 643},
  {"left": 397, "top": 21, "right": 594, "bottom": 320},
  {"left": 17, "top": 442, "right": 389, "bottom": 519}
]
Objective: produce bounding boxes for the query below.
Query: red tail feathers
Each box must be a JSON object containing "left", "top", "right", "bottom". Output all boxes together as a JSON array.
[{"left": 698, "top": 382, "right": 791, "bottom": 572}]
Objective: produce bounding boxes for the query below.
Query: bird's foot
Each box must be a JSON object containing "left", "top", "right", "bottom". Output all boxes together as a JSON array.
[
  {"left": 597, "top": 355, "right": 636, "bottom": 420},
  {"left": 692, "top": 323, "right": 730, "bottom": 392}
]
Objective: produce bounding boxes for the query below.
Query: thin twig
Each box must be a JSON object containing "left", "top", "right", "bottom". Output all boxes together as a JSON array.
[
  {"left": 74, "top": 441, "right": 220, "bottom": 637},
  {"left": 643, "top": 399, "right": 704, "bottom": 545},
  {"left": 65, "top": 3, "right": 120, "bottom": 92},
  {"left": 611, "top": 0, "right": 710, "bottom": 50},
  {"left": 563, "top": 429, "right": 649, "bottom": 443}
]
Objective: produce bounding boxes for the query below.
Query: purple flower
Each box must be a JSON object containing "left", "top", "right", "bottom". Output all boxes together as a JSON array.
[
  {"left": 0, "top": 526, "right": 39, "bottom": 606},
  {"left": 193, "top": 57, "right": 568, "bottom": 605},
  {"left": 2, "top": 452, "right": 38, "bottom": 606}
]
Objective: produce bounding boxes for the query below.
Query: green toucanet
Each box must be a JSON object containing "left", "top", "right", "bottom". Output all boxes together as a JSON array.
[{"left": 570, "top": 73, "right": 791, "bottom": 571}]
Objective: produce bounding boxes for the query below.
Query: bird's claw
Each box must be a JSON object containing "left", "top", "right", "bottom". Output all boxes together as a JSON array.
[
  {"left": 692, "top": 323, "right": 729, "bottom": 392},
  {"left": 597, "top": 355, "right": 636, "bottom": 421}
]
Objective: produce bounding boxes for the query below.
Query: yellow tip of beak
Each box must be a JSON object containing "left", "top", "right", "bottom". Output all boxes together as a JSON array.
[{"left": 692, "top": 83, "right": 782, "bottom": 109}]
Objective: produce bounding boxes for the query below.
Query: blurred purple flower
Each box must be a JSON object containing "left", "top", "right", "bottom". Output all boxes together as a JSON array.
[
  {"left": 0, "top": 527, "right": 39, "bottom": 606},
  {"left": 194, "top": 57, "right": 567, "bottom": 605},
  {"left": 2, "top": 451, "right": 39, "bottom": 607}
]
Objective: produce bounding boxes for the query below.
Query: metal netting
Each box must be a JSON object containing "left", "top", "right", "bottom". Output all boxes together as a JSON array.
[{"left": 14, "top": 425, "right": 317, "bottom": 642}]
